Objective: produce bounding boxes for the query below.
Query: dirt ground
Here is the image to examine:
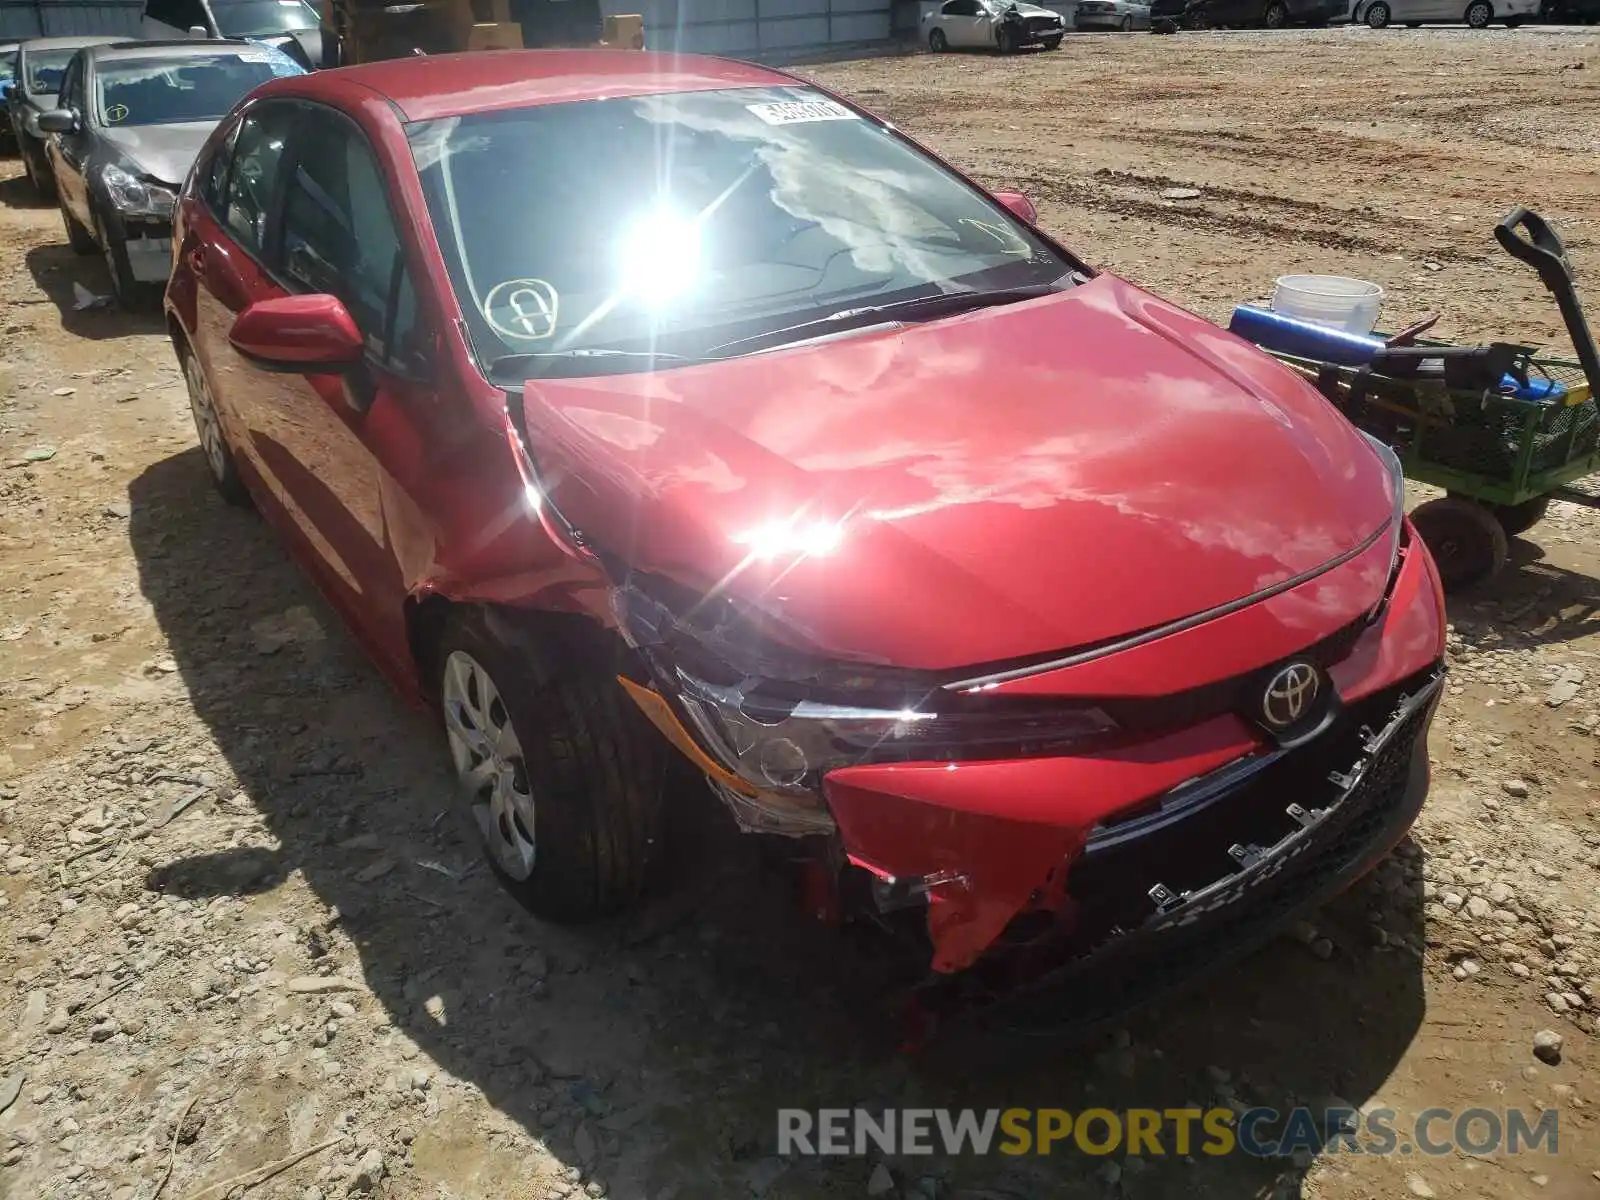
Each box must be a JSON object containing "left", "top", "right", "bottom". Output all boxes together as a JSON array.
[{"left": 4, "top": 23, "right": 1600, "bottom": 1200}]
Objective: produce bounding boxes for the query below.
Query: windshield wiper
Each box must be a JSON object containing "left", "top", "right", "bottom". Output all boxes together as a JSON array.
[
  {"left": 705, "top": 280, "right": 1073, "bottom": 359},
  {"left": 487, "top": 348, "right": 702, "bottom": 383}
]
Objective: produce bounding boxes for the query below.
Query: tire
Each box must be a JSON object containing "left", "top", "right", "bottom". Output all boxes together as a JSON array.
[
  {"left": 1043, "top": 33, "right": 1064, "bottom": 46},
  {"left": 23, "top": 141, "right": 55, "bottom": 200},
  {"left": 1490, "top": 495, "right": 1550, "bottom": 537},
  {"left": 1264, "top": 1, "right": 1288, "bottom": 25},
  {"left": 1465, "top": 0, "right": 1492, "bottom": 23},
  {"left": 60, "top": 197, "right": 96, "bottom": 255},
  {"left": 997, "top": 23, "right": 1017, "bottom": 50},
  {"left": 1410, "top": 497, "right": 1508, "bottom": 591},
  {"left": 437, "top": 610, "right": 666, "bottom": 922},
  {"left": 929, "top": 26, "right": 948, "bottom": 50},
  {"left": 178, "top": 340, "right": 251, "bottom": 507},
  {"left": 1365, "top": 1, "right": 1391, "bottom": 23},
  {"left": 1120, "top": 13, "right": 1134, "bottom": 27}
]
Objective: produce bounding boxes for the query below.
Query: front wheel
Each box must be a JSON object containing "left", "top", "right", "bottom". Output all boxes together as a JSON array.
[
  {"left": 1465, "top": 0, "right": 1492, "bottom": 24},
  {"left": 95, "top": 209, "right": 146, "bottom": 310},
  {"left": 438, "top": 611, "right": 666, "bottom": 921},
  {"left": 996, "top": 23, "right": 1017, "bottom": 50},
  {"left": 1263, "top": 1, "right": 1288, "bottom": 25},
  {"left": 1120, "top": 13, "right": 1134, "bottom": 27},
  {"left": 1365, "top": 1, "right": 1392, "bottom": 23},
  {"left": 59, "top": 197, "right": 96, "bottom": 254},
  {"left": 23, "top": 142, "right": 54, "bottom": 199},
  {"left": 1410, "top": 496, "right": 1508, "bottom": 591},
  {"left": 928, "top": 26, "right": 948, "bottom": 50},
  {"left": 180, "top": 342, "right": 251, "bottom": 507}
]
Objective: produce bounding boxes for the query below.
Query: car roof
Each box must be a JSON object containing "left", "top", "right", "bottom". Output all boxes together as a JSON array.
[
  {"left": 90, "top": 38, "right": 254, "bottom": 63},
  {"left": 262, "top": 49, "right": 797, "bottom": 123},
  {"left": 19, "top": 35, "right": 123, "bottom": 53}
]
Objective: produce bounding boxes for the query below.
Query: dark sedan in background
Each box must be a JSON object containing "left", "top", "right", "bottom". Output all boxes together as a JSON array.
[
  {"left": 141, "top": 0, "right": 326, "bottom": 68},
  {"left": 40, "top": 38, "right": 304, "bottom": 304},
  {"left": 6, "top": 36, "right": 121, "bottom": 196},
  {"left": 1150, "top": 0, "right": 1343, "bottom": 23}
]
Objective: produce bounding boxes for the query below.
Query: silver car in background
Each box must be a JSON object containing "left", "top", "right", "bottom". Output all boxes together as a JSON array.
[
  {"left": 1352, "top": 0, "right": 1536, "bottom": 23},
  {"left": 1076, "top": 0, "right": 1152, "bottom": 26}
]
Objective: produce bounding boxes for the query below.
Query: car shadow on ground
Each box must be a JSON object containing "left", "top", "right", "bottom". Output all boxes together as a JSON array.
[
  {"left": 0, "top": 170, "right": 47, "bottom": 208},
  {"left": 1449, "top": 536, "right": 1600, "bottom": 652},
  {"left": 127, "top": 447, "right": 1427, "bottom": 1199},
  {"left": 24, "top": 243, "right": 164, "bottom": 339}
]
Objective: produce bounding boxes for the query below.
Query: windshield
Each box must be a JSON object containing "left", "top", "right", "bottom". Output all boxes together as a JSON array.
[
  {"left": 409, "top": 86, "right": 1070, "bottom": 377},
  {"left": 96, "top": 51, "right": 302, "bottom": 126},
  {"left": 27, "top": 48, "right": 84, "bottom": 95},
  {"left": 213, "top": 0, "right": 319, "bottom": 35}
]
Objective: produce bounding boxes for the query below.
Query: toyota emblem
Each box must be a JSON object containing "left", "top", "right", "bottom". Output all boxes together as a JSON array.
[{"left": 1261, "top": 662, "right": 1320, "bottom": 729}]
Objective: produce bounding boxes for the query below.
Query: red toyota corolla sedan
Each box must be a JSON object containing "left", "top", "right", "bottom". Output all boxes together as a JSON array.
[{"left": 164, "top": 50, "right": 1446, "bottom": 1026}]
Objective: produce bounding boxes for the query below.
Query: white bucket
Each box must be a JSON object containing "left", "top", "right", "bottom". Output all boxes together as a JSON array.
[{"left": 1272, "top": 275, "right": 1385, "bottom": 334}]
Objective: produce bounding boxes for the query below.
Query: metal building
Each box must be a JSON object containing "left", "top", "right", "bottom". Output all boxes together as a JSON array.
[
  {"left": 0, "top": 0, "right": 143, "bottom": 38},
  {"left": 616, "top": 0, "right": 897, "bottom": 55}
]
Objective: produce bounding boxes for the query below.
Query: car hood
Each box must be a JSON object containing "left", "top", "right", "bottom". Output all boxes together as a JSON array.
[
  {"left": 516, "top": 274, "right": 1394, "bottom": 672},
  {"left": 1006, "top": 2, "right": 1064, "bottom": 13},
  {"left": 99, "top": 121, "right": 212, "bottom": 187}
]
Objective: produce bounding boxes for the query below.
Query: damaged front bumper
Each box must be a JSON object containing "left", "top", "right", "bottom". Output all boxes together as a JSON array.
[{"left": 122, "top": 229, "right": 174, "bottom": 283}]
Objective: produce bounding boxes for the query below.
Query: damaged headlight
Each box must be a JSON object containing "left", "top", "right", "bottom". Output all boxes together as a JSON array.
[
  {"left": 613, "top": 575, "right": 1118, "bottom": 798},
  {"left": 100, "top": 165, "right": 176, "bottom": 219},
  {"left": 1363, "top": 430, "right": 1407, "bottom": 588}
]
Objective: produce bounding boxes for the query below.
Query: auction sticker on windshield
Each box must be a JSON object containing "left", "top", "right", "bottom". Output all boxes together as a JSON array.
[{"left": 745, "top": 99, "right": 858, "bottom": 126}]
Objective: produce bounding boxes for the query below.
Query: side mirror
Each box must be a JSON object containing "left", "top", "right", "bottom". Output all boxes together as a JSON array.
[
  {"left": 993, "top": 190, "right": 1038, "bottom": 224},
  {"left": 37, "top": 108, "right": 77, "bottom": 134},
  {"left": 229, "top": 294, "right": 365, "bottom": 373}
]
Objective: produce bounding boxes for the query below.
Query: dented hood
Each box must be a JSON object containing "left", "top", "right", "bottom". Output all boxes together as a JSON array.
[{"left": 516, "top": 275, "right": 1393, "bottom": 673}]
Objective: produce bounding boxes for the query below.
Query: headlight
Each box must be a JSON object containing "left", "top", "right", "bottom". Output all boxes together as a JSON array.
[
  {"left": 1363, "top": 430, "right": 1407, "bottom": 589},
  {"left": 100, "top": 165, "right": 176, "bottom": 218},
  {"left": 612, "top": 575, "right": 1118, "bottom": 798}
]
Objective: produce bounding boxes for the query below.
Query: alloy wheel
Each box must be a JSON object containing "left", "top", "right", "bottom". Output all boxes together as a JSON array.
[
  {"left": 182, "top": 353, "right": 230, "bottom": 484},
  {"left": 442, "top": 650, "right": 537, "bottom": 881}
]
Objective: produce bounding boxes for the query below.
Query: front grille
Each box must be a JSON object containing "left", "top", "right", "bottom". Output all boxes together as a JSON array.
[
  {"left": 968, "top": 669, "right": 1441, "bottom": 1035},
  {"left": 1023, "top": 15, "right": 1061, "bottom": 30},
  {"left": 1068, "top": 669, "right": 1437, "bottom": 946}
]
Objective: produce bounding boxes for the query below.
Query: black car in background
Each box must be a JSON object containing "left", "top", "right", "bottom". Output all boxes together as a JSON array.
[
  {"left": 1541, "top": 0, "right": 1600, "bottom": 19},
  {"left": 38, "top": 38, "right": 304, "bottom": 304},
  {"left": 0, "top": 42, "right": 18, "bottom": 151},
  {"left": 141, "top": 0, "right": 325, "bottom": 68},
  {"left": 6, "top": 36, "right": 121, "bottom": 195},
  {"left": 1151, "top": 0, "right": 1344, "bottom": 23}
]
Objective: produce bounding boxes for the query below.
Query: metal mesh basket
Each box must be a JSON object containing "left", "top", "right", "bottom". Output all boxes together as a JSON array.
[{"left": 1415, "top": 357, "right": 1598, "bottom": 480}]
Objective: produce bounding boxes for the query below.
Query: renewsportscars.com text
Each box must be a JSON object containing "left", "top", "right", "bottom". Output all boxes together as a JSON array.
[{"left": 777, "top": 1106, "right": 1559, "bottom": 1158}]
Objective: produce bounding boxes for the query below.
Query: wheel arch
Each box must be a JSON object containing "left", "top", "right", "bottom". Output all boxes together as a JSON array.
[{"left": 405, "top": 593, "right": 639, "bottom": 706}]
